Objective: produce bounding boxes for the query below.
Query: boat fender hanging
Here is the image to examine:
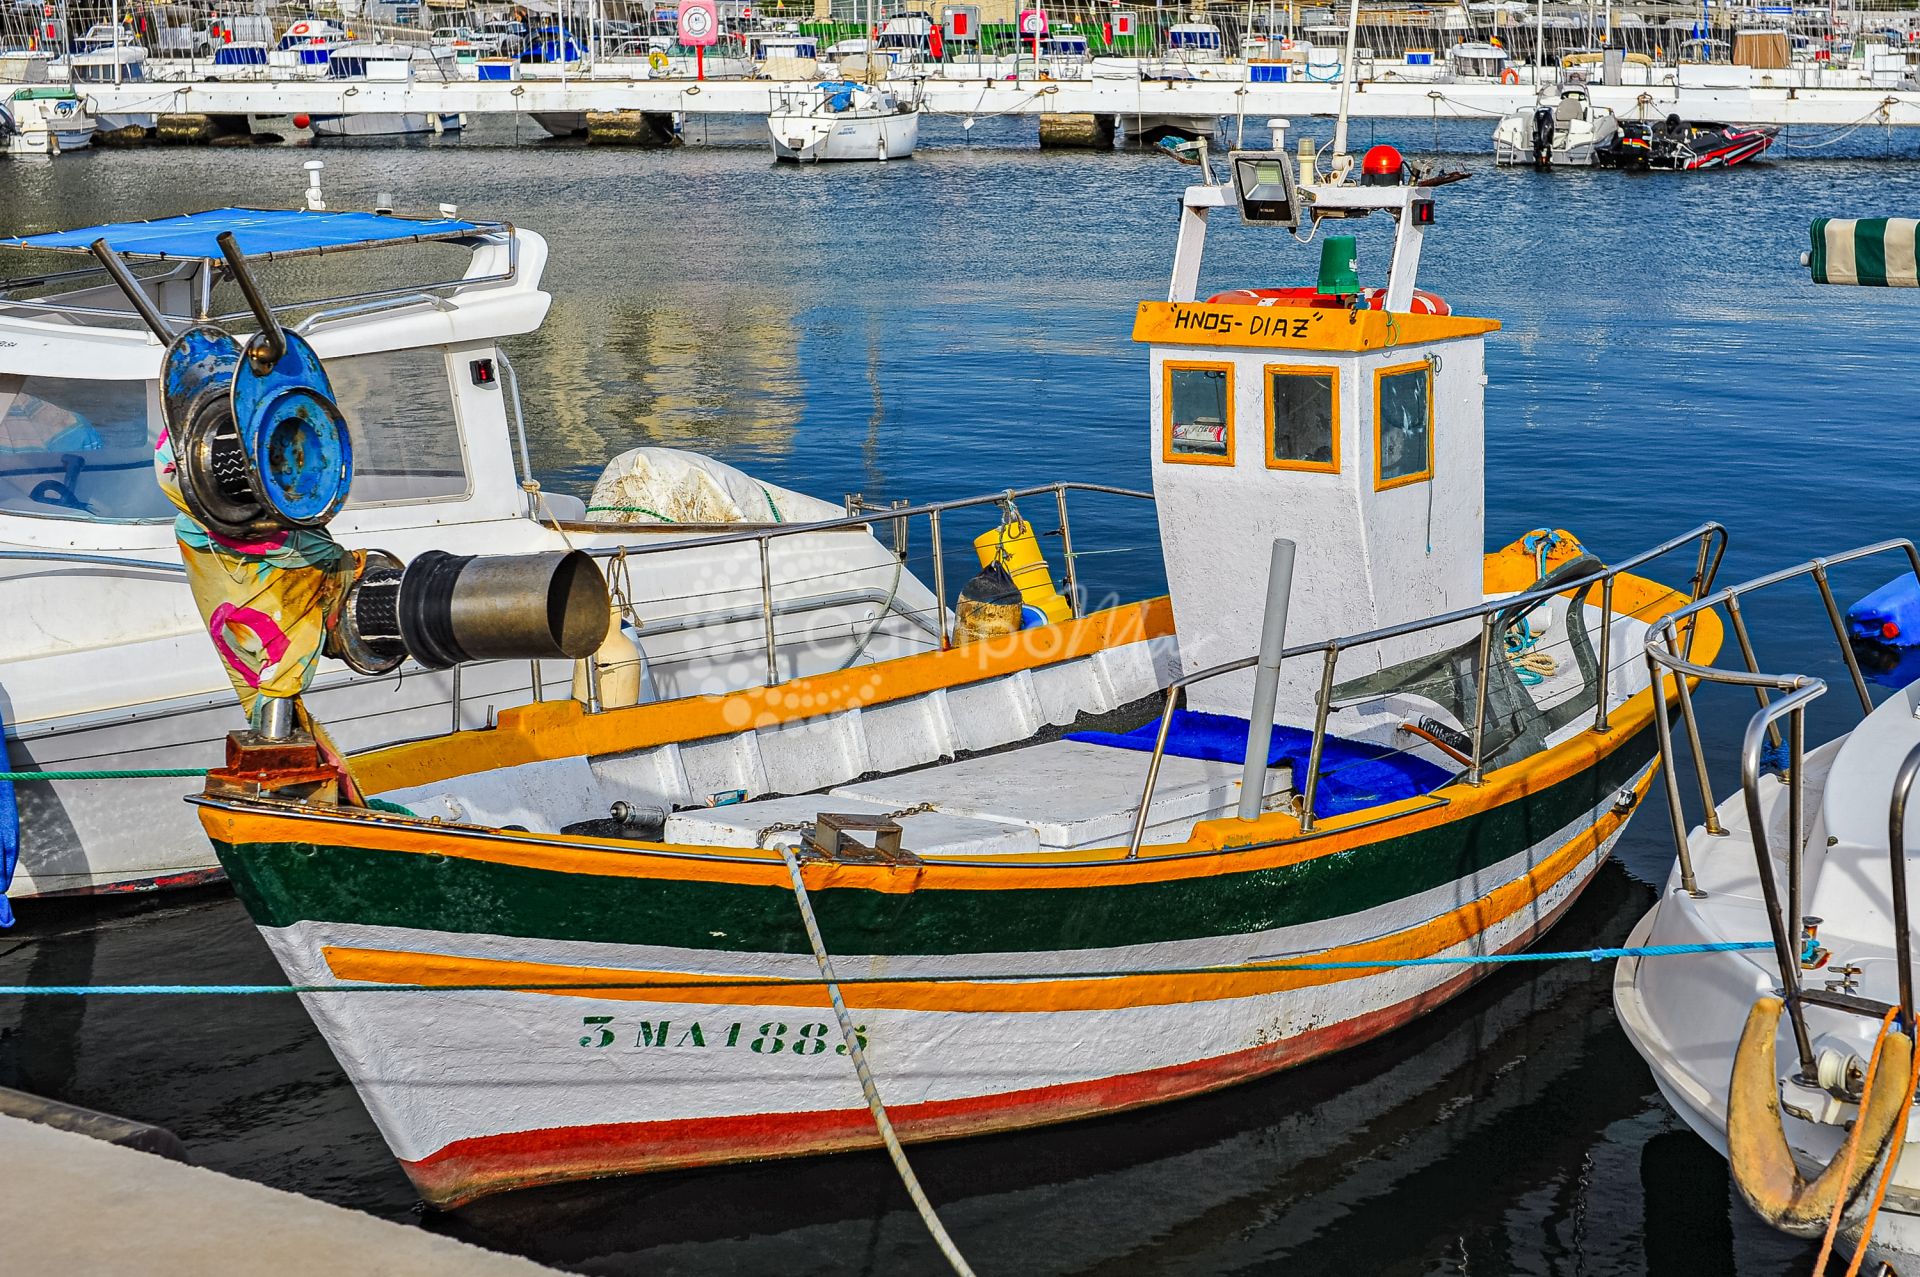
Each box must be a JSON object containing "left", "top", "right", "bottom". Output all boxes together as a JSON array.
[
  {"left": 1725, "top": 996, "right": 1912, "bottom": 1237},
  {"left": 972, "top": 519, "right": 1073, "bottom": 624},
  {"left": 953, "top": 559, "right": 1024, "bottom": 645}
]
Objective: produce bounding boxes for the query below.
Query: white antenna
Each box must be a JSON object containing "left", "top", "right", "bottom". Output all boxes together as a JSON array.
[
  {"left": 303, "top": 160, "right": 326, "bottom": 212},
  {"left": 1329, "top": 0, "right": 1361, "bottom": 182}
]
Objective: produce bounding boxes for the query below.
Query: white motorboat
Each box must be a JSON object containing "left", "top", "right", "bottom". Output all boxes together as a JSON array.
[
  {"left": 0, "top": 199, "right": 939, "bottom": 903},
  {"left": 1616, "top": 217, "right": 1920, "bottom": 1272},
  {"left": 768, "top": 79, "right": 918, "bottom": 162},
  {"left": 268, "top": 19, "right": 347, "bottom": 80},
  {"left": 65, "top": 45, "right": 155, "bottom": 133},
  {"left": 308, "top": 44, "right": 464, "bottom": 138},
  {"left": 1, "top": 84, "right": 96, "bottom": 156},
  {"left": 1493, "top": 85, "right": 1620, "bottom": 166}
]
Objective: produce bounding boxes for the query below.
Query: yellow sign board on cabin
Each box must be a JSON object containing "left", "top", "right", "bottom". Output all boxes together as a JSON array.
[{"left": 1132, "top": 302, "right": 1500, "bottom": 352}]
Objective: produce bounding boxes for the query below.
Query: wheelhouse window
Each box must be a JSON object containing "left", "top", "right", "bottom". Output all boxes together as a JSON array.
[
  {"left": 326, "top": 349, "right": 471, "bottom": 506},
  {"left": 1162, "top": 362, "right": 1234, "bottom": 466},
  {"left": 0, "top": 374, "right": 171, "bottom": 522},
  {"left": 1375, "top": 362, "right": 1433, "bottom": 489},
  {"left": 1265, "top": 365, "right": 1339, "bottom": 472}
]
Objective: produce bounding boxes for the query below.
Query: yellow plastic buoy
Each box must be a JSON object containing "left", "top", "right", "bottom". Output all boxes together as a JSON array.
[
  {"left": 973, "top": 520, "right": 1073, "bottom": 625},
  {"left": 572, "top": 614, "right": 646, "bottom": 709}
]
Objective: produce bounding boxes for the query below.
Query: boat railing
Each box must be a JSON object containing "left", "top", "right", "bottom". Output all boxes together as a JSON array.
[
  {"left": 1643, "top": 538, "right": 1920, "bottom": 893},
  {"left": 577, "top": 481, "right": 1156, "bottom": 690},
  {"left": 1639, "top": 539, "right": 1920, "bottom": 1078},
  {"left": 1122, "top": 522, "right": 1729, "bottom": 859}
]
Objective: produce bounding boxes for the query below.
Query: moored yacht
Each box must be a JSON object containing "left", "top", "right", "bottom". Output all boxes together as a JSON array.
[{"left": 0, "top": 196, "right": 937, "bottom": 905}]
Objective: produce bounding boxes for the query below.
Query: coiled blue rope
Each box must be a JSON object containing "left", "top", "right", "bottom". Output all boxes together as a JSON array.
[{"left": 0, "top": 941, "right": 1772, "bottom": 997}]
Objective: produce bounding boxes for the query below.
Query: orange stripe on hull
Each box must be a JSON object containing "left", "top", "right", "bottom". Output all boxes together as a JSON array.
[{"left": 402, "top": 863, "right": 1598, "bottom": 1209}]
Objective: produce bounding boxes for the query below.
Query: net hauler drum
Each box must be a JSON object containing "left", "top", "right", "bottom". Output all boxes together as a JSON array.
[{"left": 337, "top": 549, "right": 611, "bottom": 672}]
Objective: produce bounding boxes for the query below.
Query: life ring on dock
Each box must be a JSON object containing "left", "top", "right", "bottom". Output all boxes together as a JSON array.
[
  {"left": 1724, "top": 996, "right": 1914, "bottom": 1237},
  {"left": 648, "top": 49, "right": 670, "bottom": 72},
  {"left": 1206, "top": 285, "right": 1452, "bottom": 316},
  {"left": 1500, "top": 67, "right": 1520, "bottom": 84}
]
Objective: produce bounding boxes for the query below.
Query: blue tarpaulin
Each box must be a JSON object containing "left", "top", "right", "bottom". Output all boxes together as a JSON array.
[
  {"left": 0, "top": 207, "right": 491, "bottom": 262},
  {"left": 1069, "top": 709, "right": 1454, "bottom": 821},
  {"left": 815, "top": 80, "right": 859, "bottom": 111}
]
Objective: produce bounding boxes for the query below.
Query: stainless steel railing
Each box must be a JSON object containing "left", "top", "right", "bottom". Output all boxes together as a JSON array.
[
  {"left": 1644, "top": 539, "right": 1920, "bottom": 894},
  {"left": 1123, "top": 522, "right": 1728, "bottom": 858},
  {"left": 1640, "top": 540, "right": 1920, "bottom": 1074},
  {"left": 582, "top": 481, "right": 1154, "bottom": 690}
]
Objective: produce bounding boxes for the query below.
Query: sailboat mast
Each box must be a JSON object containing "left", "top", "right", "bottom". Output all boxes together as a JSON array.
[{"left": 1330, "top": 0, "right": 1361, "bottom": 176}]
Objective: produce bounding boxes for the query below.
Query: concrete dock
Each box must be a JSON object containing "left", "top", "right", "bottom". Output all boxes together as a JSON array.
[{"left": 2, "top": 1115, "right": 555, "bottom": 1275}]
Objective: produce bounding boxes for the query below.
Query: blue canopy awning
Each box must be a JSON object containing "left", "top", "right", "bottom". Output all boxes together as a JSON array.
[{"left": 0, "top": 207, "right": 498, "bottom": 262}]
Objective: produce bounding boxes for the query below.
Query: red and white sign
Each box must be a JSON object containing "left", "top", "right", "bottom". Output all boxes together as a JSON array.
[
  {"left": 677, "top": 0, "right": 719, "bottom": 47},
  {"left": 944, "top": 4, "right": 977, "bottom": 40},
  {"left": 1018, "top": 8, "right": 1048, "bottom": 37},
  {"left": 1112, "top": 10, "right": 1135, "bottom": 37}
]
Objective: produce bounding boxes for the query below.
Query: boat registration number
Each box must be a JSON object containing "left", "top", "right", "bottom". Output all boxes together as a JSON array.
[{"left": 577, "top": 1015, "right": 869, "bottom": 1055}]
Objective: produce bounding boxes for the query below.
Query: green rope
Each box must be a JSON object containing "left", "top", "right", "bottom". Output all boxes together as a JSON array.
[
  {"left": 758, "top": 484, "right": 784, "bottom": 524},
  {"left": 0, "top": 768, "right": 205, "bottom": 781},
  {"left": 585, "top": 504, "right": 677, "bottom": 522}
]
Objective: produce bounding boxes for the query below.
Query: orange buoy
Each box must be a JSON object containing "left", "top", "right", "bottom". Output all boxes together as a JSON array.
[{"left": 1500, "top": 67, "right": 1520, "bottom": 84}]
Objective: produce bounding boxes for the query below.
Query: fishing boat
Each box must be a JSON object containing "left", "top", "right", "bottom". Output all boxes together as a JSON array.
[
  {"left": 0, "top": 193, "right": 937, "bottom": 904},
  {"left": 65, "top": 44, "right": 156, "bottom": 134},
  {"left": 1, "top": 85, "right": 95, "bottom": 155},
  {"left": 175, "top": 125, "right": 1722, "bottom": 1208},
  {"left": 1615, "top": 216, "right": 1920, "bottom": 1272},
  {"left": 1492, "top": 85, "right": 1620, "bottom": 167},
  {"left": 768, "top": 79, "right": 918, "bottom": 162}
]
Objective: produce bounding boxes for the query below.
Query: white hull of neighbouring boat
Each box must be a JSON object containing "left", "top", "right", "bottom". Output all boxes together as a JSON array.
[
  {"left": 4, "top": 101, "right": 95, "bottom": 155},
  {"left": 769, "top": 107, "right": 917, "bottom": 162},
  {"left": 309, "top": 112, "right": 464, "bottom": 137},
  {"left": 1616, "top": 703, "right": 1920, "bottom": 1270},
  {"left": 208, "top": 743, "right": 1649, "bottom": 1206}
]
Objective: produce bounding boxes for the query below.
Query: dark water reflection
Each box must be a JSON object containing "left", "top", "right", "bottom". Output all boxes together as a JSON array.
[{"left": 2, "top": 113, "right": 1918, "bottom": 1272}]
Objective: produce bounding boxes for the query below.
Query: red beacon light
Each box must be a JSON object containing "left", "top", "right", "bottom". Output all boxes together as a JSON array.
[{"left": 1360, "top": 144, "right": 1405, "bottom": 186}]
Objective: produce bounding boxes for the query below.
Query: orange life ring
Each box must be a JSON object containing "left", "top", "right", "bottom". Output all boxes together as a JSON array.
[
  {"left": 1206, "top": 286, "right": 1452, "bottom": 316},
  {"left": 1500, "top": 67, "right": 1520, "bottom": 84}
]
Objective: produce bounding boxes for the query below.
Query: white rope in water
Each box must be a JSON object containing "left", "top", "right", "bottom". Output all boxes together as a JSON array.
[{"left": 776, "top": 844, "right": 978, "bottom": 1277}]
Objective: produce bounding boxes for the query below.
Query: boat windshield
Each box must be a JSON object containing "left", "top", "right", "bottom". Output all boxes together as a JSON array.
[
  {"left": 328, "top": 348, "right": 470, "bottom": 507},
  {"left": 0, "top": 347, "right": 469, "bottom": 523},
  {"left": 0, "top": 374, "right": 172, "bottom": 523}
]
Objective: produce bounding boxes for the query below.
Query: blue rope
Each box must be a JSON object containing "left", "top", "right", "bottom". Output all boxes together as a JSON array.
[{"left": 0, "top": 941, "right": 1773, "bottom": 996}]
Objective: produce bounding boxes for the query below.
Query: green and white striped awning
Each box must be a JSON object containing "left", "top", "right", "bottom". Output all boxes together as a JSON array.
[{"left": 1808, "top": 218, "right": 1919, "bottom": 287}]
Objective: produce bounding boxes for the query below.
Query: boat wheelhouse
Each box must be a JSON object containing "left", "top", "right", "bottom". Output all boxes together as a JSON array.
[
  {"left": 0, "top": 199, "right": 937, "bottom": 903},
  {"left": 185, "top": 128, "right": 1721, "bottom": 1207}
]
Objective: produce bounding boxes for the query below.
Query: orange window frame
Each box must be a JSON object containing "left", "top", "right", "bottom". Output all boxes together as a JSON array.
[
  {"left": 1161, "top": 361, "right": 1236, "bottom": 467},
  {"left": 1372, "top": 360, "right": 1434, "bottom": 491},
  {"left": 1263, "top": 363, "right": 1341, "bottom": 474}
]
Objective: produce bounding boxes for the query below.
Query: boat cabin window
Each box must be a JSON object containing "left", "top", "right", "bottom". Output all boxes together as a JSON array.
[
  {"left": 326, "top": 349, "right": 471, "bottom": 506},
  {"left": 0, "top": 374, "right": 172, "bottom": 522},
  {"left": 1162, "top": 363, "right": 1234, "bottom": 465},
  {"left": 1265, "top": 365, "right": 1338, "bottom": 472},
  {"left": 1374, "top": 362, "right": 1433, "bottom": 489}
]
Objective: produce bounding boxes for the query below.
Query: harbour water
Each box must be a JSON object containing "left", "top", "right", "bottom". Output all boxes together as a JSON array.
[{"left": 3, "top": 116, "right": 1920, "bottom": 1272}]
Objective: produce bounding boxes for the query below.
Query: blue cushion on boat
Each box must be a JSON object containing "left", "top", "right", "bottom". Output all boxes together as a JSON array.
[{"left": 1067, "top": 709, "right": 1454, "bottom": 821}]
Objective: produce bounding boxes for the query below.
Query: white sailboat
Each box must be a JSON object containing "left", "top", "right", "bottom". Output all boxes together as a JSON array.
[{"left": 766, "top": 0, "right": 917, "bottom": 162}]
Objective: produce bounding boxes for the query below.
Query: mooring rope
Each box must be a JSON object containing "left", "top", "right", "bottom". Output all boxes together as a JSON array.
[
  {"left": 775, "top": 842, "right": 977, "bottom": 1277},
  {"left": 0, "top": 941, "right": 1774, "bottom": 999},
  {"left": 0, "top": 769, "right": 204, "bottom": 781}
]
